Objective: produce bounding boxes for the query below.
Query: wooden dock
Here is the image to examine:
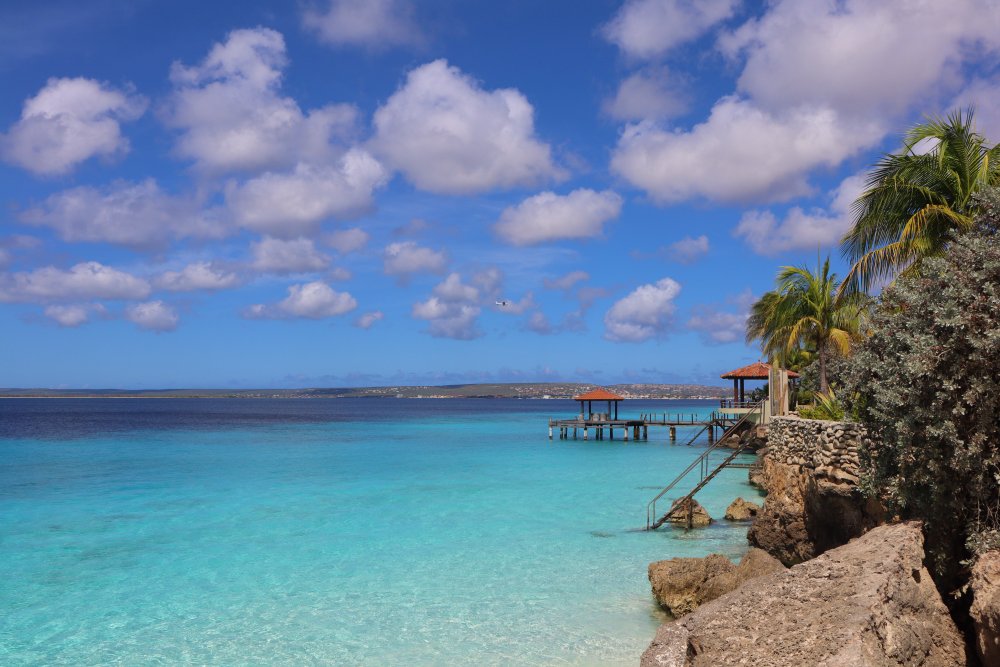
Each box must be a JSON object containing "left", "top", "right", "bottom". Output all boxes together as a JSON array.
[{"left": 547, "top": 409, "right": 737, "bottom": 443}]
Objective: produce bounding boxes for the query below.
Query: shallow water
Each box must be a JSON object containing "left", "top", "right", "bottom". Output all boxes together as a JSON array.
[{"left": 0, "top": 398, "right": 761, "bottom": 665}]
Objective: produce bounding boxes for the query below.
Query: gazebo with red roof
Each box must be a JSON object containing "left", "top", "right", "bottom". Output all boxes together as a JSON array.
[
  {"left": 720, "top": 361, "right": 799, "bottom": 403},
  {"left": 573, "top": 388, "right": 624, "bottom": 421}
]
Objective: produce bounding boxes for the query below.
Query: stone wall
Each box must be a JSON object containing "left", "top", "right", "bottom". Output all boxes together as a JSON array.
[{"left": 766, "top": 416, "right": 863, "bottom": 485}]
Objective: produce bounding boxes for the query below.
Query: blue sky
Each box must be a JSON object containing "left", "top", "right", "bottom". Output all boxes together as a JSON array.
[{"left": 1, "top": 0, "right": 998, "bottom": 389}]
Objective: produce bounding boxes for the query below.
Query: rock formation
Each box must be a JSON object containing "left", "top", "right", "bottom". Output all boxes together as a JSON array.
[
  {"left": 665, "top": 498, "right": 712, "bottom": 528},
  {"left": 748, "top": 417, "right": 883, "bottom": 565},
  {"left": 971, "top": 550, "right": 1000, "bottom": 666},
  {"left": 640, "top": 522, "right": 966, "bottom": 667},
  {"left": 724, "top": 497, "right": 759, "bottom": 521},
  {"left": 648, "top": 548, "right": 784, "bottom": 617}
]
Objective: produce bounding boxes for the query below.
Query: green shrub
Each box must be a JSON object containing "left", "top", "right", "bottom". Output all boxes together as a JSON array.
[
  {"left": 844, "top": 197, "right": 1000, "bottom": 588},
  {"left": 798, "top": 389, "right": 845, "bottom": 421}
]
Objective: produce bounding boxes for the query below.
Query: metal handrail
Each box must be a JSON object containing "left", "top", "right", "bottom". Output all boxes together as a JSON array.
[{"left": 645, "top": 400, "right": 764, "bottom": 530}]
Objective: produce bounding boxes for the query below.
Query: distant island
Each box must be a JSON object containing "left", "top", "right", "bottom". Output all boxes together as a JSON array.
[{"left": 0, "top": 382, "right": 728, "bottom": 400}]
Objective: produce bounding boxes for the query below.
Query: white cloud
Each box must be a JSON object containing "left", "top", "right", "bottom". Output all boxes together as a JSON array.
[
  {"left": 611, "top": 97, "right": 883, "bottom": 203},
  {"left": 494, "top": 189, "right": 622, "bottom": 245},
  {"left": 411, "top": 271, "right": 486, "bottom": 339},
  {"left": 22, "top": 179, "right": 227, "bottom": 248},
  {"left": 0, "top": 261, "right": 150, "bottom": 303},
  {"left": 602, "top": 0, "right": 738, "bottom": 59},
  {"left": 126, "top": 300, "right": 179, "bottom": 332},
  {"left": 1, "top": 77, "right": 145, "bottom": 175},
  {"left": 226, "top": 150, "right": 387, "bottom": 236},
  {"left": 734, "top": 173, "right": 866, "bottom": 255},
  {"left": 326, "top": 227, "right": 370, "bottom": 254},
  {"left": 251, "top": 237, "right": 330, "bottom": 274},
  {"left": 383, "top": 241, "right": 447, "bottom": 279},
  {"left": 666, "top": 235, "right": 709, "bottom": 264},
  {"left": 303, "top": 0, "right": 421, "bottom": 49},
  {"left": 43, "top": 303, "right": 105, "bottom": 328},
  {"left": 372, "top": 59, "right": 563, "bottom": 194},
  {"left": 154, "top": 262, "right": 241, "bottom": 292},
  {"left": 719, "top": 0, "right": 1000, "bottom": 118},
  {"left": 246, "top": 281, "right": 357, "bottom": 319},
  {"left": 952, "top": 77, "right": 1000, "bottom": 146},
  {"left": 603, "top": 277, "right": 681, "bottom": 342},
  {"left": 604, "top": 68, "right": 688, "bottom": 122},
  {"left": 525, "top": 311, "right": 553, "bottom": 335},
  {"left": 166, "top": 28, "right": 359, "bottom": 174},
  {"left": 686, "top": 290, "right": 754, "bottom": 344},
  {"left": 354, "top": 310, "right": 384, "bottom": 329},
  {"left": 544, "top": 270, "right": 589, "bottom": 291}
]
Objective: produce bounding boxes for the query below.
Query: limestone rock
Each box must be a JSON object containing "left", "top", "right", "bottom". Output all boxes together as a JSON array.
[
  {"left": 971, "top": 550, "right": 1000, "bottom": 666},
  {"left": 640, "top": 522, "right": 966, "bottom": 667},
  {"left": 724, "top": 497, "right": 760, "bottom": 521},
  {"left": 648, "top": 548, "right": 784, "bottom": 617},
  {"left": 666, "top": 498, "right": 712, "bottom": 528}
]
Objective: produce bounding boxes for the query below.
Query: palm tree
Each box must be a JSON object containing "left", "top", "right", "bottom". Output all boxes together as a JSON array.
[
  {"left": 842, "top": 108, "right": 1000, "bottom": 293},
  {"left": 746, "top": 256, "right": 864, "bottom": 394}
]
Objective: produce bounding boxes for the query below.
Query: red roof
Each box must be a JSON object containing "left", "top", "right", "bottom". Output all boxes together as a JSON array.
[
  {"left": 721, "top": 361, "right": 800, "bottom": 380},
  {"left": 573, "top": 388, "right": 624, "bottom": 401}
]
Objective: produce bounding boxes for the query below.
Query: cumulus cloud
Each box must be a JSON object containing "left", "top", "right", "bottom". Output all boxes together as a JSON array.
[
  {"left": 354, "top": 310, "right": 384, "bottom": 329},
  {"left": 411, "top": 271, "right": 492, "bottom": 339},
  {"left": 604, "top": 67, "right": 688, "bottom": 122},
  {"left": 372, "top": 59, "right": 563, "bottom": 194},
  {"left": 544, "top": 270, "right": 589, "bottom": 291},
  {"left": 734, "top": 173, "right": 866, "bottom": 255},
  {"left": 718, "top": 0, "right": 1000, "bottom": 118},
  {"left": 43, "top": 303, "right": 106, "bottom": 328},
  {"left": 226, "top": 150, "right": 387, "bottom": 236},
  {"left": 245, "top": 281, "right": 357, "bottom": 319},
  {"left": 326, "top": 227, "right": 370, "bottom": 254},
  {"left": 383, "top": 241, "right": 447, "bottom": 279},
  {"left": 686, "top": 289, "right": 754, "bottom": 344},
  {"left": 525, "top": 311, "right": 554, "bottom": 335},
  {"left": 303, "top": 0, "right": 422, "bottom": 49},
  {"left": 166, "top": 28, "right": 359, "bottom": 174},
  {"left": 494, "top": 189, "right": 623, "bottom": 245},
  {"left": 154, "top": 262, "right": 241, "bottom": 292},
  {"left": 611, "top": 97, "right": 883, "bottom": 203},
  {"left": 953, "top": 77, "right": 1000, "bottom": 145},
  {"left": 0, "top": 261, "right": 150, "bottom": 303},
  {"left": 251, "top": 237, "right": 330, "bottom": 274},
  {"left": 603, "top": 277, "right": 681, "bottom": 342},
  {"left": 666, "top": 235, "right": 709, "bottom": 264},
  {"left": 22, "top": 179, "right": 227, "bottom": 248},
  {"left": 126, "top": 300, "right": 179, "bottom": 332},
  {"left": 602, "top": 0, "right": 738, "bottom": 59},
  {"left": 1, "top": 77, "right": 146, "bottom": 175}
]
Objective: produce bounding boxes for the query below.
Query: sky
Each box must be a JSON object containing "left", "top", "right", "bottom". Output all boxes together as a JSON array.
[{"left": 1, "top": 0, "right": 998, "bottom": 389}]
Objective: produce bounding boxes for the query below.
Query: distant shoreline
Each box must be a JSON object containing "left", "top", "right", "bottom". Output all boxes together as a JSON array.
[{"left": 0, "top": 382, "right": 729, "bottom": 401}]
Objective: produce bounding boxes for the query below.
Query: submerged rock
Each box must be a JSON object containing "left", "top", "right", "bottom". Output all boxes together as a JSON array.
[
  {"left": 666, "top": 498, "right": 712, "bottom": 528},
  {"left": 971, "top": 550, "right": 1000, "bottom": 666},
  {"left": 640, "top": 522, "right": 966, "bottom": 667},
  {"left": 724, "top": 497, "right": 760, "bottom": 521},
  {"left": 648, "top": 548, "right": 784, "bottom": 618}
]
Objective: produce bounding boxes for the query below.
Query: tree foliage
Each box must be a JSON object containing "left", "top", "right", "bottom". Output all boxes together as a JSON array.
[
  {"left": 746, "top": 256, "right": 866, "bottom": 394},
  {"left": 845, "top": 191, "right": 1000, "bottom": 586},
  {"left": 842, "top": 108, "right": 1000, "bottom": 293}
]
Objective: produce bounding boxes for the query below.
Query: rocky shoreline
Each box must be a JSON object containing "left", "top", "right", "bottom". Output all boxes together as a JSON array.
[{"left": 640, "top": 415, "right": 999, "bottom": 666}]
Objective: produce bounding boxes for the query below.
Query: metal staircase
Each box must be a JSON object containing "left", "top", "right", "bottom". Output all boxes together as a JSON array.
[{"left": 645, "top": 400, "right": 764, "bottom": 530}]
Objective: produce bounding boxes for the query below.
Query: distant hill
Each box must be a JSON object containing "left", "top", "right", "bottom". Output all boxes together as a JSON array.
[{"left": 0, "top": 382, "right": 728, "bottom": 399}]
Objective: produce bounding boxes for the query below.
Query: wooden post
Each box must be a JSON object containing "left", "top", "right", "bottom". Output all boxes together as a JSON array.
[
  {"left": 644, "top": 425, "right": 648, "bottom": 440},
  {"left": 549, "top": 426, "right": 553, "bottom": 439},
  {"left": 624, "top": 426, "right": 629, "bottom": 441},
  {"left": 584, "top": 427, "right": 588, "bottom": 440},
  {"left": 708, "top": 426, "right": 715, "bottom": 443},
  {"left": 670, "top": 426, "right": 676, "bottom": 442}
]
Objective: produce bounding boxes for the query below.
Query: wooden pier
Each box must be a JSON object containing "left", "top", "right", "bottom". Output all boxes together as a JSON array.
[{"left": 547, "top": 412, "right": 731, "bottom": 443}]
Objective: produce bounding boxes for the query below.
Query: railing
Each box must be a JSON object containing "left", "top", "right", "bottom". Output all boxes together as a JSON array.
[
  {"left": 718, "top": 399, "right": 761, "bottom": 410},
  {"left": 638, "top": 413, "right": 710, "bottom": 424},
  {"left": 645, "top": 400, "right": 764, "bottom": 530}
]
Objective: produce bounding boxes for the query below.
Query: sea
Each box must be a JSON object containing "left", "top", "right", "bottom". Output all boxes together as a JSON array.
[{"left": 0, "top": 398, "right": 761, "bottom": 666}]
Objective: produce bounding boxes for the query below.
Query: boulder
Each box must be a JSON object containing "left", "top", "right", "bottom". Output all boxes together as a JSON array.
[
  {"left": 971, "top": 550, "right": 1000, "bottom": 666},
  {"left": 648, "top": 548, "right": 784, "bottom": 617},
  {"left": 640, "top": 522, "right": 966, "bottom": 667},
  {"left": 666, "top": 498, "right": 712, "bottom": 528},
  {"left": 724, "top": 497, "right": 760, "bottom": 521}
]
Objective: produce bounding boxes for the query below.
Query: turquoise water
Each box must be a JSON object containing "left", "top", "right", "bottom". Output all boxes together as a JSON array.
[{"left": 0, "top": 398, "right": 761, "bottom": 665}]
